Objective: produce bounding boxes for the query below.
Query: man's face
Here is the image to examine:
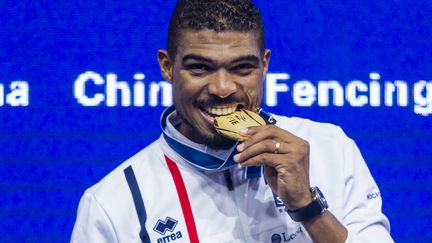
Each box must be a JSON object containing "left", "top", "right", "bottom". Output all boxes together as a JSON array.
[{"left": 158, "top": 29, "right": 270, "bottom": 149}]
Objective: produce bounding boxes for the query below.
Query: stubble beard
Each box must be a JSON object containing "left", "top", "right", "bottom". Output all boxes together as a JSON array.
[
  {"left": 202, "top": 130, "right": 236, "bottom": 150},
  {"left": 180, "top": 114, "right": 236, "bottom": 150}
]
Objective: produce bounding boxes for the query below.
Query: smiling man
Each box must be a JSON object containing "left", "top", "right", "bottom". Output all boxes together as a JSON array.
[
  {"left": 158, "top": 29, "right": 269, "bottom": 149},
  {"left": 71, "top": 1, "right": 393, "bottom": 242}
]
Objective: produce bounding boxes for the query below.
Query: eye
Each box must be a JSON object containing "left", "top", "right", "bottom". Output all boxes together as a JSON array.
[
  {"left": 232, "top": 63, "right": 256, "bottom": 75},
  {"left": 186, "top": 63, "right": 210, "bottom": 75}
]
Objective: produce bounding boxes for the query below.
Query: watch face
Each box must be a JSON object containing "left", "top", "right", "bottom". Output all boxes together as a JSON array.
[{"left": 314, "top": 187, "right": 329, "bottom": 209}]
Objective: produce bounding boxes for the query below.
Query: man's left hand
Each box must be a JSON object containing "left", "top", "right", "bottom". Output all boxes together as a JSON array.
[{"left": 233, "top": 125, "right": 312, "bottom": 210}]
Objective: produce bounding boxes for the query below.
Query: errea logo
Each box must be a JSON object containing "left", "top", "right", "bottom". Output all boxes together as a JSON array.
[{"left": 153, "top": 217, "right": 183, "bottom": 243}]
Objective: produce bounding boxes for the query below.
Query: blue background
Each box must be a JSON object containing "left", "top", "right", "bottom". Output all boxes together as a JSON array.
[{"left": 1, "top": 0, "right": 431, "bottom": 242}]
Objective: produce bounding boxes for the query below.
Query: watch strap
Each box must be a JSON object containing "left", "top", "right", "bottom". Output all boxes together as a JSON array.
[{"left": 286, "top": 186, "right": 328, "bottom": 222}]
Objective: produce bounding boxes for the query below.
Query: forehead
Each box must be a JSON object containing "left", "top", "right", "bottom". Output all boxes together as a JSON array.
[{"left": 175, "top": 29, "right": 262, "bottom": 62}]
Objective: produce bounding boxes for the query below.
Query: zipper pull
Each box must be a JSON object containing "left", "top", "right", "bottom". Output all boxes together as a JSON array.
[{"left": 224, "top": 170, "right": 234, "bottom": 191}]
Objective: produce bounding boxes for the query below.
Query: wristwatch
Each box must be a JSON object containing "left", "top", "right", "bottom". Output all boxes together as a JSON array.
[{"left": 286, "top": 186, "right": 329, "bottom": 222}]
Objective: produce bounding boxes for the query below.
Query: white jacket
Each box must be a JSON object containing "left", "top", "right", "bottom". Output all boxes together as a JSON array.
[{"left": 71, "top": 114, "right": 393, "bottom": 243}]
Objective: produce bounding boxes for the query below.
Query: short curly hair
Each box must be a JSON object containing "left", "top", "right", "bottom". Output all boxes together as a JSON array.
[{"left": 167, "top": 0, "right": 264, "bottom": 59}]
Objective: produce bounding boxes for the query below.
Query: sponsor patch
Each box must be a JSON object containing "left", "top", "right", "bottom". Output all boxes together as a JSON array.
[
  {"left": 271, "top": 226, "right": 303, "bottom": 242},
  {"left": 153, "top": 217, "right": 183, "bottom": 243},
  {"left": 273, "top": 193, "right": 287, "bottom": 213},
  {"left": 367, "top": 191, "right": 381, "bottom": 200}
]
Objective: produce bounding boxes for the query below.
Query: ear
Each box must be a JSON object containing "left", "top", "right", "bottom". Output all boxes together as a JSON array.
[
  {"left": 262, "top": 49, "right": 271, "bottom": 77},
  {"left": 157, "top": 50, "right": 173, "bottom": 83}
]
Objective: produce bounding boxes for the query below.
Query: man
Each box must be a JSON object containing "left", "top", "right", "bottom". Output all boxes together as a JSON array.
[{"left": 71, "top": 0, "right": 393, "bottom": 242}]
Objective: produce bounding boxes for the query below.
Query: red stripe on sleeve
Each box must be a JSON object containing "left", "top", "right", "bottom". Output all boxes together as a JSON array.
[{"left": 165, "top": 155, "right": 200, "bottom": 243}]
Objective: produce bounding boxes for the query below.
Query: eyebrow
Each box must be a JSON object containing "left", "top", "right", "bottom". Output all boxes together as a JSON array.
[
  {"left": 182, "top": 54, "right": 214, "bottom": 64},
  {"left": 231, "top": 55, "right": 260, "bottom": 64},
  {"left": 182, "top": 54, "right": 260, "bottom": 65}
]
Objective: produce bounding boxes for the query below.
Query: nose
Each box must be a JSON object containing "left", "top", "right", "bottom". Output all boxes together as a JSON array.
[{"left": 207, "top": 70, "right": 237, "bottom": 98}]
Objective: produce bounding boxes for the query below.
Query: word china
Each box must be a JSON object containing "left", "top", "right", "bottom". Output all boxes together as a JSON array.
[{"left": 0, "top": 81, "right": 29, "bottom": 107}]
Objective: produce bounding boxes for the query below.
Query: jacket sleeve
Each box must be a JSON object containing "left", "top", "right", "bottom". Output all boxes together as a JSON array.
[
  {"left": 70, "top": 192, "right": 118, "bottom": 243},
  {"left": 342, "top": 137, "right": 394, "bottom": 243}
]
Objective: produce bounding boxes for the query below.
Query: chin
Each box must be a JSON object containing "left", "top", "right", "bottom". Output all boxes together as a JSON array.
[
  {"left": 201, "top": 132, "right": 236, "bottom": 150},
  {"left": 178, "top": 111, "right": 236, "bottom": 150}
]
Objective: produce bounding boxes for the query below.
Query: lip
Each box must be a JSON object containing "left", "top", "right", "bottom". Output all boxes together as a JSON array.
[{"left": 198, "top": 109, "right": 215, "bottom": 124}]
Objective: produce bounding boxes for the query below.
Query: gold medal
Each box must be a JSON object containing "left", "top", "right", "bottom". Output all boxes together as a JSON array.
[{"left": 214, "top": 110, "right": 266, "bottom": 141}]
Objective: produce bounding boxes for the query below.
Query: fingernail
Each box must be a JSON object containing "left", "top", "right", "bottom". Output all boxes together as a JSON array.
[
  {"left": 237, "top": 143, "right": 244, "bottom": 152},
  {"left": 233, "top": 154, "right": 240, "bottom": 162},
  {"left": 239, "top": 128, "right": 248, "bottom": 135}
]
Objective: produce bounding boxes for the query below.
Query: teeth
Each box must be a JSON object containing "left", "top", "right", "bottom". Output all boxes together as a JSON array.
[{"left": 205, "top": 104, "right": 239, "bottom": 116}]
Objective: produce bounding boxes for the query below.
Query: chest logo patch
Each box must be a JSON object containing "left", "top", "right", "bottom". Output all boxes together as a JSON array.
[
  {"left": 272, "top": 193, "right": 286, "bottom": 213},
  {"left": 154, "top": 217, "right": 178, "bottom": 235},
  {"left": 153, "top": 217, "right": 183, "bottom": 243},
  {"left": 271, "top": 226, "right": 303, "bottom": 243}
]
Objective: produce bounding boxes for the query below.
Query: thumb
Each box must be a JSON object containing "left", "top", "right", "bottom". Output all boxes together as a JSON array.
[{"left": 264, "top": 166, "right": 279, "bottom": 193}]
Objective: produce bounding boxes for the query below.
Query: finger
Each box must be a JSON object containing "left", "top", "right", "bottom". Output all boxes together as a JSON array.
[
  {"left": 238, "top": 153, "right": 282, "bottom": 167},
  {"left": 240, "top": 125, "right": 298, "bottom": 151},
  {"left": 238, "top": 125, "right": 271, "bottom": 140},
  {"left": 264, "top": 165, "right": 279, "bottom": 190},
  {"left": 236, "top": 125, "right": 265, "bottom": 142},
  {"left": 239, "top": 125, "right": 267, "bottom": 136},
  {"left": 237, "top": 125, "right": 276, "bottom": 152},
  {"left": 234, "top": 140, "right": 290, "bottom": 163}
]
